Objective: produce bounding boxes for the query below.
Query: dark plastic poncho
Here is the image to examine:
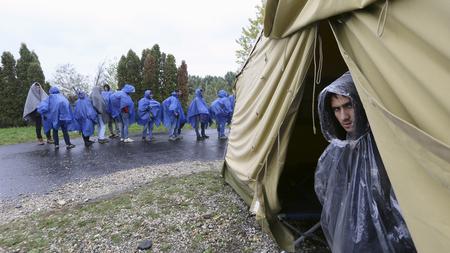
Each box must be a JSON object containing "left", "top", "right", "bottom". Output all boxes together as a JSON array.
[
  {"left": 161, "top": 91, "right": 186, "bottom": 129},
  {"left": 210, "top": 90, "right": 232, "bottom": 125},
  {"left": 137, "top": 90, "right": 162, "bottom": 126},
  {"left": 90, "top": 86, "right": 109, "bottom": 123},
  {"left": 74, "top": 92, "right": 98, "bottom": 136},
  {"left": 315, "top": 72, "right": 416, "bottom": 253},
  {"left": 37, "top": 86, "right": 74, "bottom": 133},
  {"left": 187, "top": 88, "right": 210, "bottom": 128},
  {"left": 101, "top": 90, "right": 113, "bottom": 114},
  {"left": 23, "top": 82, "right": 48, "bottom": 121},
  {"left": 110, "top": 84, "right": 136, "bottom": 124}
]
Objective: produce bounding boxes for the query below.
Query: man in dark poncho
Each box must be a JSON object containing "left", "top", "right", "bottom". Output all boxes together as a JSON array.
[
  {"left": 137, "top": 90, "right": 161, "bottom": 141},
  {"left": 162, "top": 90, "right": 185, "bottom": 141},
  {"left": 37, "top": 86, "right": 75, "bottom": 150},
  {"left": 110, "top": 84, "right": 136, "bottom": 143},
  {"left": 102, "top": 84, "right": 119, "bottom": 138},
  {"left": 23, "top": 82, "right": 53, "bottom": 145},
  {"left": 91, "top": 86, "right": 109, "bottom": 144},
  {"left": 315, "top": 72, "right": 416, "bottom": 253},
  {"left": 74, "top": 91, "right": 98, "bottom": 147},
  {"left": 210, "top": 90, "right": 232, "bottom": 140},
  {"left": 187, "top": 88, "right": 211, "bottom": 141}
]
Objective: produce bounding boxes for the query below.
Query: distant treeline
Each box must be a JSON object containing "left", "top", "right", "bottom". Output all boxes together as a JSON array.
[{"left": 0, "top": 43, "right": 236, "bottom": 128}]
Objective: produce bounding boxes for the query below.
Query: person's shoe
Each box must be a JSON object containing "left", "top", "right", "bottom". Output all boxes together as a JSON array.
[
  {"left": 37, "top": 138, "right": 45, "bottom": 145},
  {"left": 219, "top": 135, "right": 228, "bottom": 140},
  {"left": 85, "top": 142, "right": 93, "bottom": 147},
  {"left": 120, "top": 138, "right": 124, "bottom": 142},
  {"left": 142, "top": 137, "right": 147, "bottom": 141},
  {"left": 176, "top": 135, "right": 183, "bottom": 140},
  {"left": 123, "top": 138, "right": 134, "bottom": 143},
  {"left": 202, "top": 135, "right": 209, "bottom": 139},
  {"left": 98, "top": 139, "right": 109, "bottom": 144},
  {"left": 169, "top": 135, "right": 176, "bottom": 141},
  {"left": 197, "top": 136, "right": 204, "bottom": 141},
  {"left": 66, "top": 144, "right": 76, "bottom": 150},
  {"left": 54, "top": 145, "right": 59, "bottom": 150},
  {"left": 47, "top": 139, "right": 54, "bottom": 144}
]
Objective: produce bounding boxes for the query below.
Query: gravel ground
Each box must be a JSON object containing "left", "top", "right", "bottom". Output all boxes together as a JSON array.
[{"left": 0, "top": 160, "right": 281, "bottom": 252}]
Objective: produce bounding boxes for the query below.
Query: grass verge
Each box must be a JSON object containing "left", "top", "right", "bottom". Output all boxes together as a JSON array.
[{"left": 0, "top": 171, "right": 278, "bottom": 252}]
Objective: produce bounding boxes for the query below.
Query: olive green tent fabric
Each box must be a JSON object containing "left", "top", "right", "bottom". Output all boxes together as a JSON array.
[
  {"left": 264, "top": 0, "right": 376, "bottom": 38},
  {"left": 223, "top": 26, "right": 317, "bottom": 251},
  {"left": 328, "top": 0, "right": 450, "bottom": 252},
  {"left": 224, "top": 0, "right": 449, "bottom": 252}
]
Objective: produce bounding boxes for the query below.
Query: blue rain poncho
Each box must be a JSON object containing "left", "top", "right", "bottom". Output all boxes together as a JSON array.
[
  {"left": 161, "top": 91, "right": 186, "bottom": 129},
  {"left": 74, "top": 92, "right": 98, "bottom": 136},
  {"left": 315, "top": 72, "right": 416, "bottom": 253},
  {"left": 37, "top": 86, "right": 74, "bottom": 133},
  {"left": 210, "top": 90, "right": 232, "bottom": 125},
  {"left": 110, "top": 84, "right": 136, "bottom": 123},
  {"left": 187, "top": 88, "right": 210, "bottom": 128},
  {"left": 137, "top": 90, "right": 162, "bottom": 126},
  {"left": 23, "top": 82, "right": 48, "bottom": 121}
]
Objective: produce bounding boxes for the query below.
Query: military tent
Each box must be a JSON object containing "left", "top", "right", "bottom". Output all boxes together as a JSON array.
[{"left": 222, "top": 0, "right": 450, "bottom": 252}]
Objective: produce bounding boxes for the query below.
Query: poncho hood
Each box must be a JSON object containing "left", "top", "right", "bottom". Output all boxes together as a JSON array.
[{"left": 318, "top": 71, "right": 369, "bottom": 142}]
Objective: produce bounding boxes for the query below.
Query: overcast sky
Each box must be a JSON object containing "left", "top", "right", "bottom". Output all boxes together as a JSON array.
[{"left": 1, "top": 0, "right": 261, "bottom": 81}]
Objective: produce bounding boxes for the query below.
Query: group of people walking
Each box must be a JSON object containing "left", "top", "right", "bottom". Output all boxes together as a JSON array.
[{"left": 23, "top": 82, "right": 235, "bottom": 150}]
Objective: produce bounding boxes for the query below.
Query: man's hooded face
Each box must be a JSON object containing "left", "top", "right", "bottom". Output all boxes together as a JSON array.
[{"left": 330, "top": 94, "right": 354, "bottom": 134}]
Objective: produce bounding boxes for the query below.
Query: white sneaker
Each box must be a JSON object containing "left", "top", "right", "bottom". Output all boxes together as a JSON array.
[
  {"left": 120, "top": 138, "right": 124, "bottom": 142},
  {"left": 123, "top": 138, "right": 134, "bottom": 143}
]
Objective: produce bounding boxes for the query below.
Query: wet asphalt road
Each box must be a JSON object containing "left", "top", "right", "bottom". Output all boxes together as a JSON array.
[{"left": 0, "top": 129, "right": 227, "bottom": 200}]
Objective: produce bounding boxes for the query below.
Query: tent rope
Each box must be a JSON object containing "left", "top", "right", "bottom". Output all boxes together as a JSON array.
[
  {"left": 282, "top": 38, "right": 289, "bottom": 72},
  {"left": 377, "top": 0, "right": 389, "bottom": 37},
  {"left": 312, "top": 27, "right": 323, "bottom": 135},
  {"left": 277, "top": 130, "right": 281, "bottom": 166}
]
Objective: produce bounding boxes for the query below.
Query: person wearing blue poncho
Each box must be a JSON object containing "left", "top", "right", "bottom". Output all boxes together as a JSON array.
[
  {"left": 187, "top": 88, "right": 211, "bottom": 141},
  {"left": 137, "top": 90, "right": 161, "bottom": 141},
  {"left": 74, "top": 91, "right": 98, "bottom": 147},
  {"left": 210, "top": 90, "right": 232, "bottom": 140},
  {"left": 102, "top": 84, "right": 119, "bottom": 138},
  {"left": 37, "top": 86, "right": 76, "bottom": 150},
  {"left": 162, "top": 90, "right": 185, "bottom": 141},
  {"left": 110, "top": 84, "right": 136, "bottom": 143}
]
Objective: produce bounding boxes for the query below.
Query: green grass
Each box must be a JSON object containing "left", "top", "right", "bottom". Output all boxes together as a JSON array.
[
  {"left": 0, "top": 171, "right": 250, "bottom": 252},
  {"left": 0, "top": 124, "right": 176, "bottom": 146}
]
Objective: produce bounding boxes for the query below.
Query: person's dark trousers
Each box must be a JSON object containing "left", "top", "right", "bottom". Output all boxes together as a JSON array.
[
  {"left": 82, "top": 134, "right": 91, "bottom": 146},
  {"left": 194, "top": 116, "right": 201, "bottom": 138},
  {"left": 200, "top": 122, "right": 208, "bottom": 138},
  {"left": 35, "top": 115, "right": 43, "bottom": 139},
  {"left": 53, "top": 122, "right": 71, "bottom": 146}
]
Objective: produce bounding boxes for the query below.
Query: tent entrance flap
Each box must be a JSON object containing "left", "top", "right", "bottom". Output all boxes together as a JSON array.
[{"left": 275, "top": 21, "right": 349, "bottom": 250}]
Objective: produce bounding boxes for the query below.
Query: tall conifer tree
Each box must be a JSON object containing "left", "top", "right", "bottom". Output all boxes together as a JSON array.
[
  {"left": 0, "top": 52, "right": 18, "bottom": 127},
  {"left": 177, "top": 60, "right": 189, "bottom": 109}
]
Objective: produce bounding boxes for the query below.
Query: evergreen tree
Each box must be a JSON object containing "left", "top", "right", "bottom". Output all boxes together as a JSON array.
[
  {"left": 177, "top": 60, "right": 189, "bottom": 109},
  {"left": 161, "top": 54, "right": 177, "bottom": 100},
  {"left": 224, "top": 71, "right": 237, "bottom": 86},
  {"left": 117, "top": 55, "right": 127, "bottom": 90},
  {"left": 235, "top": 1, "right": 264, "bottom": 66},
  {"left": 125, "top": 49, "right": 142, "bottom": 101},
  {"left": 142, "top": 54, "right": 160, "bottom": 101},
  {"left": 150, "top": 44, "right": 162, "bottom": 98},
  {"left": 0, "top": 52, "right": 18, "bottom": 127}
]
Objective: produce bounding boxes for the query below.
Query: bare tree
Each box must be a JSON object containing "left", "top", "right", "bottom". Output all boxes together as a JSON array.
[
  {"left": 92, "top": 58, "right": 118, "bottom": 90},
  {"left": 51, "top": 63, "right": 90, "bottom": 98}
]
